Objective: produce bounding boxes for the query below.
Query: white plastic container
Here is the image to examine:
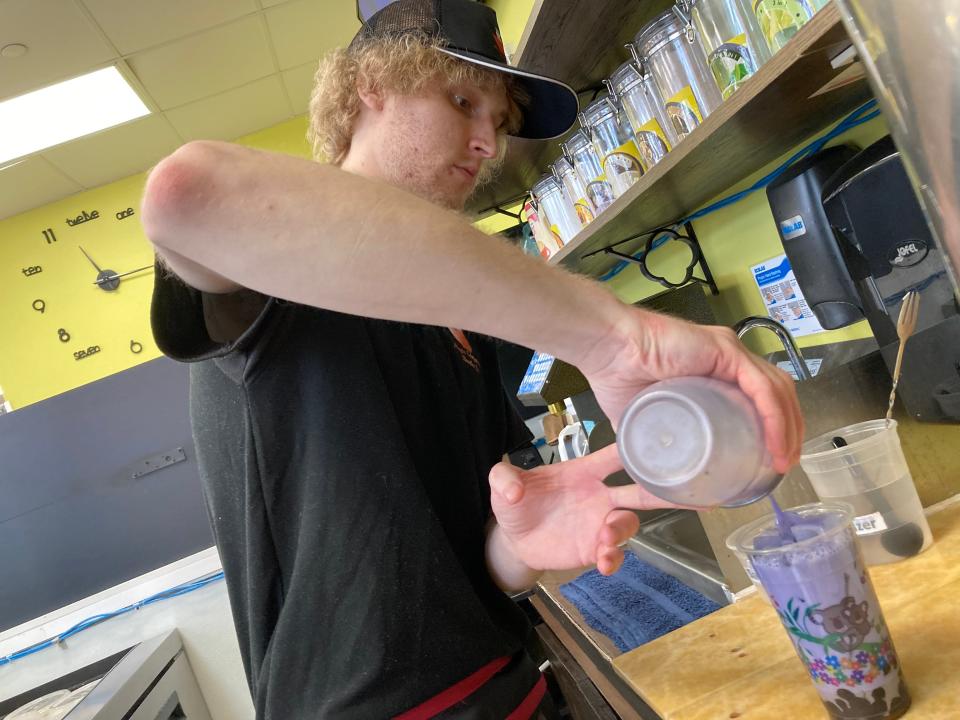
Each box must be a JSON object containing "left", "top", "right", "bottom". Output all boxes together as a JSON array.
[
  {"left": 616, "top": 376, "right": 781, "bottom": 508},
  {"left": 607, "top": 59, "right": 676, "bottom": 170},
  {"left": 800, "top": 419, "right": 932, "bottom": 565},
  {"left": 562, "top": 130, "right": 616, "bottom": 213},
  {"left": 632, "top": 10, "right": 723, "bottom": 142}
]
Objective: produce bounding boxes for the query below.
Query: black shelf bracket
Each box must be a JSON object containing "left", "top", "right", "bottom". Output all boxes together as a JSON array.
[
  {"left": 492, "top": 205, "right": 522, "bottom": 220},
  {"left": 583, "top": 221, "right": 719, "bottom": 295}
]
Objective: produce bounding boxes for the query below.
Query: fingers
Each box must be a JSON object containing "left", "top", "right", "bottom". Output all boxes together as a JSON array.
[
  {"left": 596, "top": 545, "right": 625, "bottom": 576},
  {"left": 737, "top": 354, "right": 803, "bottom": 473},
  {"left": 488, "top": 461, "right": 524, "bottom": 504},
  {"left": 764, "top": 360, "right": 803, "bottom": 469},
  {"left": 607, "top": 482, "right": 699, "bottom": 511},
  {"left": 572, "top": 443, "right": 624, "bottom": 479},
  {"left": 598, "top": 509, "right": 640, "bottom": 547}
]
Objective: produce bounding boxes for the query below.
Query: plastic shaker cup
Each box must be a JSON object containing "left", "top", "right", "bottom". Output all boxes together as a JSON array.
[{"left": 616, "top": 376, "right": 781, "bottom": 508}]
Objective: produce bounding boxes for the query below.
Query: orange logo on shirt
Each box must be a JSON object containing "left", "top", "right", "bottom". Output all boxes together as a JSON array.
[{"left": 449, "top": 328, "right": 480, "bottom": 372}]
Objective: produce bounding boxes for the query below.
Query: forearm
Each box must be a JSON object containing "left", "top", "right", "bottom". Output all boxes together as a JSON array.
[
  {"left": 141, "top": 141, "right": 633, "bottom": 370},
  {"left": 485, "top": 522, "right": 543, "bottom": 593}
]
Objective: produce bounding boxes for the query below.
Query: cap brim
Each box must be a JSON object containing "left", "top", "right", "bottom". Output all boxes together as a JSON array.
[{"left": 437, "top": 48, "right": 579, "bottom": 140}]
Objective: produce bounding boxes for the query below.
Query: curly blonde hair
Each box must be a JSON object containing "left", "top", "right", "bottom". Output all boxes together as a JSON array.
[{"left": 307, "top": 33, "right": 526, "bottom": 167}]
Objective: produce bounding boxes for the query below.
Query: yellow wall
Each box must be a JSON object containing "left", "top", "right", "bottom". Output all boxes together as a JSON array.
[
  {"left": 485, "top": 0, "right": 538, "bottom": 59},
  {"left": 0, "top": 117, "right": 312, "bottom": 410}
]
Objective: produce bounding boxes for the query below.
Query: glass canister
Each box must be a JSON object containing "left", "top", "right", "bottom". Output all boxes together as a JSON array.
[
  {"left": 579, "top": 96, "right": 645, "bottom": 197},
  {"left": 607, "top": 60, "right": 675, "bottom": 171},
  {"left": 522, "top": 194, "right": 558, "bottom": 259},
  {"left": 551, "top": 155, "right": 595, "bottom": 227},
  {"left": 676, "top": 0, "right": 771, "bottom": 100},
  {"left": 562, "top": 130, "right": 616, "bottom": 213},
  {"left": 632, "top": 10, "right": 722, "bottom": 142},
  {"left": 531, "top": 174, "right": 581, "bottom": 246},
  {"left": 752, "top": 0, "right": 814, "bottom": 54}
]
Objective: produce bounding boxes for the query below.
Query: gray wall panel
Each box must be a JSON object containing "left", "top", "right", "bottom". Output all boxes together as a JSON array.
[{"left": 0, "top": 357, "right": 213, "bottom": 632}]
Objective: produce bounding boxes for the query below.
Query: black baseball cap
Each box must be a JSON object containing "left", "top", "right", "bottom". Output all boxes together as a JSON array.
[{"left": 351, "top": 0, "right": 579, "bottom": 140}]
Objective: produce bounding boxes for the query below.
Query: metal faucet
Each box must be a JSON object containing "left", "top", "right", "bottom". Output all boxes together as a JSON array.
[{"left": 733, "top": 316, "right": 813, "bottom": 381}]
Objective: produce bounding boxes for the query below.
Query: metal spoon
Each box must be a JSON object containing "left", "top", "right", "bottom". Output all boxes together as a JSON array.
[{"left": 886, "top": 290, "right": 920, "bottom": 425}]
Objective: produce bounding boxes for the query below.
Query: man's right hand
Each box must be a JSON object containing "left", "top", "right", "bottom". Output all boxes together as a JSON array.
[{"left": 576, "top": 308, "right": 804, "bottom": 474}]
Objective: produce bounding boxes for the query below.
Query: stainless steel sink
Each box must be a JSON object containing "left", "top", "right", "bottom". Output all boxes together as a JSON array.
[{"left": 627, "top": 509, "right": 731, "bottom": 606}]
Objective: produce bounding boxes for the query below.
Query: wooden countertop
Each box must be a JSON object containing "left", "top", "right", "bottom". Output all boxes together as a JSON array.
[{"left": 611, "top": 496, "right": 960, "bottom": 719}]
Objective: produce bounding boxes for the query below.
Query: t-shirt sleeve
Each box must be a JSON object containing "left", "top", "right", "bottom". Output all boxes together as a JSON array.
[{"left": 150, "top": 259, "right": 274, "bottom": 362}]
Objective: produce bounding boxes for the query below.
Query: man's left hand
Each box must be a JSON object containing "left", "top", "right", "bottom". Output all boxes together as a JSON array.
[{"left": 488, "top": 444, "right": 687, "bottom": 577}]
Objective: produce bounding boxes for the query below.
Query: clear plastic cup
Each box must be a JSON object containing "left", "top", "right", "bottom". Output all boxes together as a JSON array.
[
  {"left": 800, "top": 419, "right": 932, "bottom": 565},
  {"left": 633, "top": 10, "right": 723, "bottom": 142},
  {"left": 607, "top": 59, "right": 676, "bottom": 169},
  {"left": 562, "top": 130, "right": 616, "bottom": 212},
  {"left": 531, "top": 174, "right": 580, "bottom": 245},
  {"left": 681, "top": 0, "right": 772, "bottom": 99},
  {"left": 550, "top": 155, "right": 595, "bottom": 227},
  {"left": 616, "top": 376, "right": 781, "bottom": 508},
  {"left": 579, "top": 96, "right": 645, "bottom": 197},
  {"left": 728, "top": 502, "right": 911, "bottom": 719}
]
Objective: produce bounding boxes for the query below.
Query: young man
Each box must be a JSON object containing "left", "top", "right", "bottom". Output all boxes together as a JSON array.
[{"left": 143, "top": 0, "right": 803, "bottom": 716}]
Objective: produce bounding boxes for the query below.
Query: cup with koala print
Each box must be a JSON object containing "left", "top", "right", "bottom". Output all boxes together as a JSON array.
[{"left": 728, "top": 502, "right": 910, "bottom": 719}]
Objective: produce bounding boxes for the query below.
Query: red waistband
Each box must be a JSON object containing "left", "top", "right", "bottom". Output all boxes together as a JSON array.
[{"left": 393, "top": 655, "right": 545, "bottom": 720}]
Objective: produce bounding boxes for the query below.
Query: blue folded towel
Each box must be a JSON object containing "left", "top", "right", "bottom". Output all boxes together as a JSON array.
[{"left": 559, "top": 550, "right": 722, "bottom": 653}]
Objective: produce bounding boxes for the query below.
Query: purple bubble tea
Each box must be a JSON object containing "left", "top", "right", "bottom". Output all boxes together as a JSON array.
[{"left": 728, "top": 502, "right": 910, "bottom": 719}]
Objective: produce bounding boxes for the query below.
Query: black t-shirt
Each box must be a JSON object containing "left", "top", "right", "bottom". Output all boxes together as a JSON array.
[{"left": 150, "top": 267, "right": 540, "bottom": 718}]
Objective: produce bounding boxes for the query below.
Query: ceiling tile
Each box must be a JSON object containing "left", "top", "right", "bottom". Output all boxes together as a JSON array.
[
  {"left": 0, "top": 156, "right": 83, "bottom": 220},
  {"left": 265, "top": 0, "right": 360, "bottom": 70},
  {"left": 165, "top": 75, "right": 292, "bottom": 142},
  {"left": 0, "top": 0, "right": 116, "bottom": 102},
  {"left": 41, "top": 115, "right": 182, "bottom": 188},
  {"left": 82, "top": 0, "right": 258, "bottom": 56},
  {"left": 281, "top": 62, "right": 317, "bottom": 115},
  {"left": 127, "top": 15, "right": 274, "bottom": 109}
]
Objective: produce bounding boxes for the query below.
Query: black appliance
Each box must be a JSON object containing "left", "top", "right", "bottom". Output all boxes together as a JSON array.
[
  {"left": 766, "top": 145, "right": 862, "bottom": 329},
  {"left": 822, "top": 136, "right": 960, "bottom": 422}
]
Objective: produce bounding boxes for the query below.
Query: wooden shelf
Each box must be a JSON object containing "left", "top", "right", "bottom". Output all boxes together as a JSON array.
[
  {"left": 466, "top": 2, "right": 874, "bottom": 278},
  {"left": 545, "top": 3, "right": 873, "bottom": 276},
  {"left": 466, "top": 0, "right": 676, "bottom": 215}
]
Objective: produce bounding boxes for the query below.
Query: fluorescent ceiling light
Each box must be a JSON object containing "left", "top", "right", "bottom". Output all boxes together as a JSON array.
[{"left": 0, "top": 66, "right": 150, "bottom": 165}]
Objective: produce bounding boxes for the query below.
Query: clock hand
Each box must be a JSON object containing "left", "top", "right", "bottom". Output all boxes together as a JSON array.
[
  {"left": 92, "top": 264, "right": 154, "bottom": 285},
  {"left": 78, "top": 246, "right": 103, "bottom": 273}
]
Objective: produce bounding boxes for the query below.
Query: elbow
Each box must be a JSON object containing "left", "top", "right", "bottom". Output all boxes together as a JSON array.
[{"left": 140, "top": 141, "right": 224, "bottom": 251}]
